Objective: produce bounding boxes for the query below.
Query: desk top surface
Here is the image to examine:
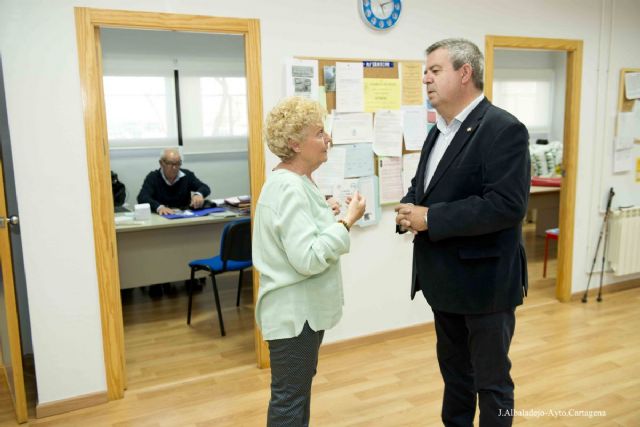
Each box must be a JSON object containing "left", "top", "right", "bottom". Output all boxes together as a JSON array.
[
  {"left": 115, "top": 210, "right": 247, "bottom": 233},
  {"left": 530, "top": 185, "right": 561, "bottom": 194}
]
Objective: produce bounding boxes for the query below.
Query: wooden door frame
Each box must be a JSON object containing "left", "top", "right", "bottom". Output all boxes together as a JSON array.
[
  {"left": 0, "top": 158, "right": 27, "bottom": 422},
  {"left": 485, "top": 35, "right": 583, "bottom": 302},
  {"left": 74, "top": 7, "right": 267, "bottom": 400}
]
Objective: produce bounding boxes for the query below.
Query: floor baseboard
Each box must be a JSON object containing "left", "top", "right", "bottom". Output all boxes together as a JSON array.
[
  {"left": 36, "top": 391, "right": 108, "bottom": 419},
  {"left": 571, "top": 277, "right": 640, "bottom": 301}
]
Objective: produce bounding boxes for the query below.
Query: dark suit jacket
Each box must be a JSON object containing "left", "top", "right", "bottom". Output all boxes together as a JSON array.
[{"left": 401, "top": 98, "right": 530, "bottom": 314}]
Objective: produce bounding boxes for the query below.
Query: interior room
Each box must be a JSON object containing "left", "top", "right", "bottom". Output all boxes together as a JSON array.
[
  {"left": 102, "top": 28, "right": 256, "bottom": 390},
  {"left": 0, "top": 0, "right": 639, "bottom": 425}
]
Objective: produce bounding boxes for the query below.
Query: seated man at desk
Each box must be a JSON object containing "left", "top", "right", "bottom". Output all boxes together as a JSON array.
[
  {"left": 137, "top": 148, "right": 211, "bottom": 216},
  {"left": 137, "top": 148, "right": 211, "bottom": 297}
]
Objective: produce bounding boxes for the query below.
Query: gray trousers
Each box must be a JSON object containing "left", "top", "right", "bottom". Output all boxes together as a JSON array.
[{"left": 267, "top": 322, "right": 324, "bottom": 427}]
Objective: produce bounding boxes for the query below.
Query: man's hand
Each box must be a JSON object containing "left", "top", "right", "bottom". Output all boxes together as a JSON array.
[
  {"left": 326, "top": 197, "right": 341, "bottom": 216},
  {"left": 158, "top": 206, "right": 175, "bottom": 216},
  {"left": 394, "top": 203, "right": 428, "bottom": 233},
  {"left": 190, "top": 193, "right": 205, "bottom": 209}
]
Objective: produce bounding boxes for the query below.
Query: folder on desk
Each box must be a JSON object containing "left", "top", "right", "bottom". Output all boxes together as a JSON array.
[{"left": 164, "top": 207, "right": 225, "bottom": 219}]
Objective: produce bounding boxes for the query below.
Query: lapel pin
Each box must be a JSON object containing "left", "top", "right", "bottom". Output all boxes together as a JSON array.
[{"left": 466, "top": 127, "right": 473, "bottom": 132}]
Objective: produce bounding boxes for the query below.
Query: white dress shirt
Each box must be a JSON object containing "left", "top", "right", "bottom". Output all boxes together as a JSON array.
[{"left": 424, "top": 94, "right": 485, "bottom": 190}]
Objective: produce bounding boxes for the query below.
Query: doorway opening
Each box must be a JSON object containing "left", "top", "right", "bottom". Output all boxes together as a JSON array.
[
  {"left": 485, "top": 35, "right": 583, "bottom": 303},
  {"left": 75, "top": 7, "right": 268, "bottom": 400}
]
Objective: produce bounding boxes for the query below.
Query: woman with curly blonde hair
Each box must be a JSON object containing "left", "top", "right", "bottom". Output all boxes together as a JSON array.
[{"left": 253, "top": 96, "right": 366, "bottom": 426}]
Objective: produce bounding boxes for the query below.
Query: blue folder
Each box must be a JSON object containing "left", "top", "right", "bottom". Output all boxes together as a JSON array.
[{"left": 164, "top": 207, "right": 226, "bottom": 219}]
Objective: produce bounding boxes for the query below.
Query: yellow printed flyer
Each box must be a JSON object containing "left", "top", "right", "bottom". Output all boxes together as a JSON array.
[{"left": 364, "top": 78, "right": 401, "bottom": 112}]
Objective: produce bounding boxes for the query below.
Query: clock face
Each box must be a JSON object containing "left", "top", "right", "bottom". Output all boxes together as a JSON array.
[{"left": 360, "top": 0, "right": 402, "bottom": 30}]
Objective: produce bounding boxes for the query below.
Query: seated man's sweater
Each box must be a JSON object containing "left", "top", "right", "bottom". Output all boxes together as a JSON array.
[{"left": 137, "top": 169, "right": 211, "bottom": 212}]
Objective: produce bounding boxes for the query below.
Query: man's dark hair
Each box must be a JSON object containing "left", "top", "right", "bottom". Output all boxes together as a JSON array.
[{"left": 426, "top": 38, "right": 484, "bottom": 91}]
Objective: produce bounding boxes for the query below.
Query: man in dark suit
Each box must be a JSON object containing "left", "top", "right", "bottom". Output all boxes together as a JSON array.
[{"left": 395, "top": 38, "right": 530, "bottom": 426}]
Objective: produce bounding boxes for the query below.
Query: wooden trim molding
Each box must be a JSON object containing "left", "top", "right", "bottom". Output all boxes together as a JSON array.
[
  {"left": 74, "top": 7, "right": 267, "bottom": 398},
  {"left": 36, "top": 391, "right": 108, "bottom": 419},
  {"left": 321, "top": 323, "right": 433, "bottom": 356},
  {"left": 327, "top": 278, "right": 638, "bottom": 353},
  {"left": 485, "top": 35, "right": 583, "bottom": 303},
  {"left": 571, "top": 278, "right": 640, "bottom": 301},
  {"left": 74, "top": 7, "right": 126, "bottom": 400},
  {"left": 244, "top": 19, "right": 270, "bottom": 369}
]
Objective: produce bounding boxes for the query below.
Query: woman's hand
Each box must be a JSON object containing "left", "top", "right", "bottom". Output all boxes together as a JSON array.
[
  {"left": 344, "top": 191, "right": 366, "bottom": 227},
  {"left": 326, "top": 197, "right": 341, "bottom": 216}
]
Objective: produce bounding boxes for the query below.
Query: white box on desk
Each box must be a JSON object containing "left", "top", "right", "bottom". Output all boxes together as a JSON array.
[{"left": 134, "top": 203, "right": 151, "bottom": 221}]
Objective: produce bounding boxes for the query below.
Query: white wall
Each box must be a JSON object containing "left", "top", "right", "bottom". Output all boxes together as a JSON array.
[
  {"left": 1, "top": 0, "right": 639, "bottom": 405},
  {"left": 580, "top": 0, "right": 640, "bottom": 286}
]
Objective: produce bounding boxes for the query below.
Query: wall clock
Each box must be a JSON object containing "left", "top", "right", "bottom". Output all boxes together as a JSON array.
[{"left": 360, "top": 0, "right": 402, "bottom": 31}]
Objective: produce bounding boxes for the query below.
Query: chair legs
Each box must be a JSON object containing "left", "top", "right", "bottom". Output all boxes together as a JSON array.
[
  {"left": 187, "top": 268, "right": 244, "bottom": 336},
  {"left": 543, "top": 236, "right": 550, "bottom": 278},
  {"left": 187, "top": 268, "right": 196, "bottom": 325},
  {"left": 236, "top": 269, "right": 244, "bottom": 307},
  {"left": 210, "top": 274, "right": 226, "bottom": 336}
]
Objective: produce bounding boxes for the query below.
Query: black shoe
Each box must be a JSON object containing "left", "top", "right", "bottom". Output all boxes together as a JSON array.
[
  {"left": 148, "top": 283, "right": 163, "bottom": 298},
  {"left": 162, "top": 282, "right": 178, "bottom": 297}
]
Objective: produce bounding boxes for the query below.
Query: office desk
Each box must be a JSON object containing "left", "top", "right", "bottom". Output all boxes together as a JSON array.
[
  {"left": 528, "top": 186, "right": 561, "bottom": 237},
  {"left": 115, "top": 212, "right": 246, "bottom": 289}
]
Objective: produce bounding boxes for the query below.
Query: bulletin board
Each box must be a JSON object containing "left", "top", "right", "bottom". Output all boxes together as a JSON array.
[
  {"left": 291, "top": 56, "right": 431, "bottom": 212},
  {"left": 618, "top": 68, "right": 640, "bottom": 112},
  {"left": 296, "top": 56, "right": 428, "bottom": 155},
  {"left": 617, "top": 67, "right": 640, "bottom": 144}
]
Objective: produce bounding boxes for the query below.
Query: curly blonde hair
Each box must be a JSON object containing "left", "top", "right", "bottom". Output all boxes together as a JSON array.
[{"left": 264, "top": 97, "right": 326, "bottom": 161}]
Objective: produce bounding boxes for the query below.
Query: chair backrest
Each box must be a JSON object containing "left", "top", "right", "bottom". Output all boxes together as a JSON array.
[{"left": 219, "top": 217, "right": 252, "bottom": 264}]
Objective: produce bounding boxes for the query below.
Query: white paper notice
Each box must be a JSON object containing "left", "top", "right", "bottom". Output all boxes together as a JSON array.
[
  {"left": 312, "top": 146, "right": 346, "bottom": 196},
  {"left": 332, "top": 178, "right": 359, "bottom": 215},
  {"left": 332, "top": 176, "right": 379, "bottom": 227},
  {"left": 402, "top": 106, "right": 428, "bottom": 151},
  {"left": 286, "top": 58, "right": 318, "bottom": 100},
  {"left": 613, "top": 148, "right": 633, "bottom": 173},
  {"left": 324, "top": 113, "right": 334, "bottom": 136},
  {"left": 624, "top": 72, "right": 640, "bottom": 100},
  {"left": 402, "top": 152, "right": 421, "bottom": 194},
  {"left": 373, "top": 110, "right": 403, "bottom": 157},
  {"left": 355, "top": 175, "right": 379, "bottom": 227},
  {"left": 616, "top": 112, "right": 636, "bottom": 150},
  {"left": 331, "top": 112, "right": 373, "bottom": 144},
  {"left": 336, "top": 62, "right": 364, "bottom": 112},
  {"left": 378, "top": 157, "right": 404, "bottom": 204},
  {"left": 343, "top": 143, "right": 374, "bottom": 178}
]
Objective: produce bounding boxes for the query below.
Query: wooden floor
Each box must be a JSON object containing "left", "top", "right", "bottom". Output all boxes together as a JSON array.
[
  {"left": 121, "top": 275, "right": 257, "bottom": 391},
  {"left": 1, "top": 224, "right": 639, "bottom": 426}
]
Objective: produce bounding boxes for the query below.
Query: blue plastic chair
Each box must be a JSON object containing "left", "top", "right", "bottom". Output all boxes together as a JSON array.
[{"left": 186, "top": 217, "right": 252, "bottom": 336}]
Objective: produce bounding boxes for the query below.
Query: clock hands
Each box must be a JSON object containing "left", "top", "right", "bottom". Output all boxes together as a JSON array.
[{"left": 371, "top": 0, "right": 393, "bottom": 18}]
